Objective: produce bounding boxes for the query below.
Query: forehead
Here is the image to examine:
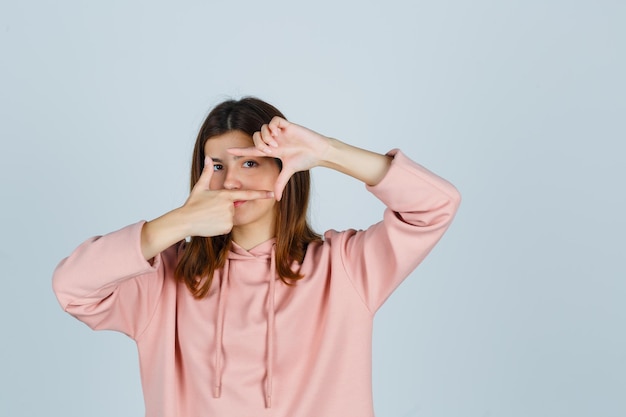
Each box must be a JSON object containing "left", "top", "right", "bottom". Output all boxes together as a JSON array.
[{"left": 204, "top": 131, "right": 253, "bottom": 155}]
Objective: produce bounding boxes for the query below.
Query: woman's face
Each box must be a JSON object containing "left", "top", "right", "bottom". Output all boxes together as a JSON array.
[{"left": 204, "top": 130, "right": 280, "bottom": 234}]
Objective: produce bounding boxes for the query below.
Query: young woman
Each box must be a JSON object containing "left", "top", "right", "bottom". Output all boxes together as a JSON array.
[{"left": 53, "top": 97, "right": 461, "bottom": 417}]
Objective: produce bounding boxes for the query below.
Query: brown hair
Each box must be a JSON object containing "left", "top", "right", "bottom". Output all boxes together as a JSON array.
[{"left": 175, "top": 97, "right": 321, "bottom": 298}]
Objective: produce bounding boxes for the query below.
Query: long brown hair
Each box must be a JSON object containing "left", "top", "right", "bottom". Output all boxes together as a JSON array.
[{"left": 175, "top": 97, "right": 321, "bottom": 298}]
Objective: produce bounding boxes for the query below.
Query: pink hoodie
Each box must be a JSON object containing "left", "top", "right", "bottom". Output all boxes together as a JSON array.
[{"left": 53, "top": 150, "right": 460, "bottom": 417}]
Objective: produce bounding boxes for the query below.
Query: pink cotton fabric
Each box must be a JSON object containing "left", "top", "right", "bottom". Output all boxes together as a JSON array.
[{"left": 53, "top": 150, "right": 461, "bottom": 417}]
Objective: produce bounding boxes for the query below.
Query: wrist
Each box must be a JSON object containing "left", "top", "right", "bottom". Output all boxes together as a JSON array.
[
  {"left": 315, "top": 138, "right": 392, "bottom": 186},
  {"left": 318, "top": 137, "right": 343, "bottom": 170},
  {"left": 169, "top": 206, "right": 194, "bottom": 240},
  {"left": 141, "top": 208, "right": 190, "bottom": 260}
]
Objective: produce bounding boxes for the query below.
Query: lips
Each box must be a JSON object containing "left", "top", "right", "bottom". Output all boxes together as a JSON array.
[{"left": 233, "top": 201, "right": 246, "bottom": 208}]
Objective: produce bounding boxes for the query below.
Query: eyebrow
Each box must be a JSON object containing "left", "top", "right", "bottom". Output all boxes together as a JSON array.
[{"left": 210, "top": 156, "right": 243, "bottom": 163}]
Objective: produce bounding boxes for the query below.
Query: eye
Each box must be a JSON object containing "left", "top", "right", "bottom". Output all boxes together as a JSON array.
[
  {"left": 243, "top": 160, "right": 258, "bottom": 168},
  {"left": 212, "top": 164, "right": 223, "bottom": 171}
]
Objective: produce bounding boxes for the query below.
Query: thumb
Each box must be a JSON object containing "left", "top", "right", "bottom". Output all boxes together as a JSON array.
[
  {"left": 194, "top": 156, "right": 214, "bottom": 190},
  {"left": 274, "top": 168, "right": 294, "bottom": 201}
]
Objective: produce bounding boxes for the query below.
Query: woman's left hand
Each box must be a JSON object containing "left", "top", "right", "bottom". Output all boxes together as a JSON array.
[{"left": 227, "top": 116, "right": 331, "bottom": 200}]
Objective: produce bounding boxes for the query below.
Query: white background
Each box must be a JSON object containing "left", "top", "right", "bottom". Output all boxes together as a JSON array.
[{"left": 1, "top": 1, "right": 625, "bottom": 416}]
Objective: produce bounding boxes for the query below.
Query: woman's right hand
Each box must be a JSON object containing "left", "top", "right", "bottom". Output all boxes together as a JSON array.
[
  {"left": 180, "top": 157, "right": 274, "bottom": 237},
  {"left": 140, "top": 157, "right": 274, "bottom": 261}
]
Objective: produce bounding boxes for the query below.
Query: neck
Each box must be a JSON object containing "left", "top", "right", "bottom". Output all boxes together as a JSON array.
[{"left": 231, "top": 225, "right": 275, "bottom": 251}]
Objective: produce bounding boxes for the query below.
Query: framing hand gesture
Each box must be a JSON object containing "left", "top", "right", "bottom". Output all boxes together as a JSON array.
[{"left": 227, "top": 117, "right": 331, "bottom": 200}]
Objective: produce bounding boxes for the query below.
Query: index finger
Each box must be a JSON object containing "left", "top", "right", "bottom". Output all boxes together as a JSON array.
[{"left": 224, "top": 189, "right": 275, "bottom": 201}]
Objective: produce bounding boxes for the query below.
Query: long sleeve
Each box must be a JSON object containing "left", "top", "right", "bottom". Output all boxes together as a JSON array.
[
  {"left": 52, "top": 221, "right": 169, "bottom": 339},
  {"left": 329, "top": 149, "right": 461, "bottom": 313}
]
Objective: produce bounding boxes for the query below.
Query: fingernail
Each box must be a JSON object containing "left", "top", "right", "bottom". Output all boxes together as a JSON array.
[
  {"left": 204, "top": 156, "right": 210, "bottom": 167},
  {"left": 267, "top": 191, "right": 275, "bottom": 198}
]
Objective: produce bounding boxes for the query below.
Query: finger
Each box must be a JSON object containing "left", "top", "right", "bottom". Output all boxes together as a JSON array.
[
  {"left": 194, "top": 156, "right": 214, "bottom": 190},
  {"left": 225, "top": 189, "right": 275, "bottom": 201},
  {"left": 261, "top": 124, "right": 279, "bottom": 148},
  {"left": 269, "top": 116, "right": 289, "bottom": 132},
  {"left": 273, "top": 168, "right": 294, "bottom": 201},
  {"left": 251, "top": 131, "right": 272, "bottom": 154},
  {"left": 267, "top": 122, "right": 279, "bottom": 138},
  {"left": 253, "top": 129, "right": 274, "bottom": 154},
  {"left": 227, "top": 146, "right": 267, "bottom": 157}
]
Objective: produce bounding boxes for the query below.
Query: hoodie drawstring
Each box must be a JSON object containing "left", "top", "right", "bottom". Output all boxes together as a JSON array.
[
  {"left": 212, "top": 245, "right": 277, "bottom": 408},
  {"left": 214, "top": 257, "right": 229, "bottom": 399},
  {"left": 265, "top": 245, "right": 277, "bottom": 408}
]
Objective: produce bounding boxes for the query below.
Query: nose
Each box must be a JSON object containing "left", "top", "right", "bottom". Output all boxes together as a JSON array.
[{"left": 223, "top": 168, "right": 242, "bottom": 190}]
